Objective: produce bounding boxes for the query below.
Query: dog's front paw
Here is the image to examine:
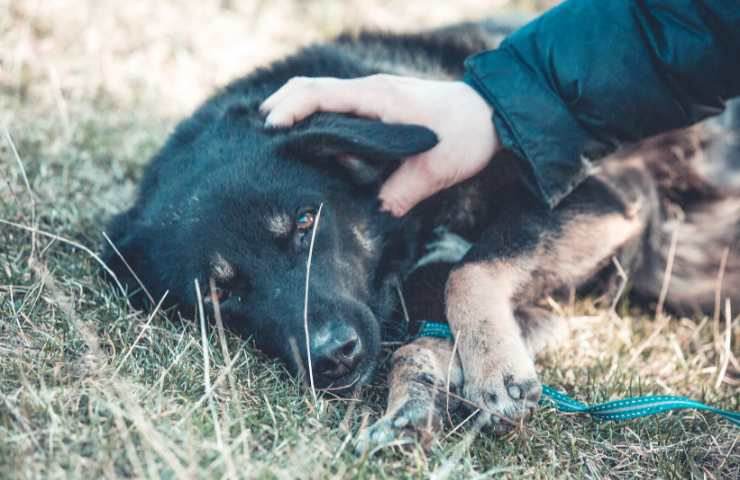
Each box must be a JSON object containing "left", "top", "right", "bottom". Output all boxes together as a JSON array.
[
  {"left": 354, "top": 398, "right": 442, "bottom": 454},
  {"left": 463, "top": 373, "right": 541, "bottom": 431},
  {"left": 460, "top": 340, "right": 541, "bottom": 430}
]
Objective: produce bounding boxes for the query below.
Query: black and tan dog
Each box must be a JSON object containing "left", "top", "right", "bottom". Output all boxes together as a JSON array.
[{"left": 103, "top": 20, "right": 740, "bottom": 448}]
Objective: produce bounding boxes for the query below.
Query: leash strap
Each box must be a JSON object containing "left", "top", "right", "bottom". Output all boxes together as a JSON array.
[
  {"left": 541, "top": 385, "right": 740, "bottom": 426},
  {"left": 415, "top": 321, "right": 740, "bottom": 427}
]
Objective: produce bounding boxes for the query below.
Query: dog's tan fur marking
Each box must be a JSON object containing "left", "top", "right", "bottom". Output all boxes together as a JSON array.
[
  {"left": 445, "top": 207, "right": 647, "bottom": 425},
  {"left": 210, "top": 253, "right": 235, "bottom": 282},
  {"left": 523, "top": 211, "right": 646, "bottom": 299},
  {"left": 265, "top": 212, "right": 292, "bottom": 237}
]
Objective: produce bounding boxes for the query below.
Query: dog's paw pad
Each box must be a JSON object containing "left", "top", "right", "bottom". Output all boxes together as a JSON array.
[
  {"left": 504, "top": 376, "right": 541, "bottom": 402},
  {"left": 506, "top": 384, "right": 522, "bottom": 400},
  {"left": 462, "top": 372, "right": 541, "bottom": 432}
]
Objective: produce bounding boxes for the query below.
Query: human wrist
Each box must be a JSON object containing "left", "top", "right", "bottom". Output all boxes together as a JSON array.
[{"left": 456, "top": 80, "right": 500, "bottom": 158}]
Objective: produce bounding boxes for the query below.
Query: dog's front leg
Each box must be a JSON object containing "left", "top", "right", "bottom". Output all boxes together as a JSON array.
[
  {"left": 446, "top": 262, "right": 542, "bottom": 429},
  {"left": 356, "top": 336, "right": 462, "bottom": 453},
  {"left": 444, "top": 174, "right": 650, "bottom": 429}
]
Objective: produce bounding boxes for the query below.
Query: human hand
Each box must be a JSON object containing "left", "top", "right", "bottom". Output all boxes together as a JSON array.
[{"left": 260, "top": 74, "right": 500, "bottom": 217}]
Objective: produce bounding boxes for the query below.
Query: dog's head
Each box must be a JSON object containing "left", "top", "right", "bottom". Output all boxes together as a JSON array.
[{"left": 105, "top": 102, "right": 437, "bottom": 391}]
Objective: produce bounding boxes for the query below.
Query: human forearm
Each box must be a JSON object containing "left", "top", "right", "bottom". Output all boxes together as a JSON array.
[{"left": 466, "top": 0, "right": 740, "bottom": 207}]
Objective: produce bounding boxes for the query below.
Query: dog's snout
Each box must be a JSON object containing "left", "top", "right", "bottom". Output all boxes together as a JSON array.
[{"left": 311, "top": 324, "right": 364, "bottom": 382}]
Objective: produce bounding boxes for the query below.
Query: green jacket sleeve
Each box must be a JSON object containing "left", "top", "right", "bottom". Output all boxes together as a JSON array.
[{"left": 464, "top": 0, "right": 740, "bottom": 208}]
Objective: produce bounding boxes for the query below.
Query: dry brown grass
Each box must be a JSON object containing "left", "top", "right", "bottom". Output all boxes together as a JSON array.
[{"left": 1, "top": 1, "right": 738, "bottom": 478}]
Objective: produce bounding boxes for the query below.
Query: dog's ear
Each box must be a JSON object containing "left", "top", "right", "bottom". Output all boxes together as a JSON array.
[{"left": 272, "top": 113, "right": 438, "bottom": 185}]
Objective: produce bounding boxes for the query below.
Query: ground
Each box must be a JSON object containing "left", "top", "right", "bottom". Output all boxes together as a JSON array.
[{"left": 1, "top": 1, "right": 738, "bottom": 478}]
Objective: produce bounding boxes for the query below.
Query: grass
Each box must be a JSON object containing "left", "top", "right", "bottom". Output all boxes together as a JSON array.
[{"left": 1, "top": 1, "right": 738, "bottom": 478}]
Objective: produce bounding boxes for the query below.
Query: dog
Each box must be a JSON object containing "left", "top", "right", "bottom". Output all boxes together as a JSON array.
[{"left": 102, "top": 19, "right": 740, "bottom": 450}]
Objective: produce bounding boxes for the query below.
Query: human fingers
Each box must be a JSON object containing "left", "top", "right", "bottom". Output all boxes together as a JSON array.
[
  {"left": 378, "top": 154, "right": 447, "bottom": 217},
  {"left": 261, "top": 76, "right": 386, "bottom": 127}
]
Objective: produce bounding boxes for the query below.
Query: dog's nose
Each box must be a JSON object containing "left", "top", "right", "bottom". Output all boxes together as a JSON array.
[{"left": 311, "top": 324, "right": 364, "bottom": 382}]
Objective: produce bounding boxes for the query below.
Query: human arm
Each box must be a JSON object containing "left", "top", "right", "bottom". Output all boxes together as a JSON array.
[
  {"left": 465, "top": 0, "right": 740, "bottom": 207},
  {"left": 261, "top": 0, "right": 740, "bottom": 214}
]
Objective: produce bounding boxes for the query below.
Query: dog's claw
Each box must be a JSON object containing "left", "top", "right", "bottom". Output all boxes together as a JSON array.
[
  {"left": 393, "top": 416, "right": 409, "bottom": 428},
  {"left": 361, "top": 419, "right": 393, "bottom": 447},
  {"left": 354, "top": 416, "right": 409, "bottom": 455},
  {"left": 354, "top": 401, "right": 440, "bottom": 455}
]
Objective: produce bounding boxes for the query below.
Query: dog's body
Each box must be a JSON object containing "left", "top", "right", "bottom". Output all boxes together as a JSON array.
[{"left": 104, "top": 20, "right": 740, "bottom": 448}]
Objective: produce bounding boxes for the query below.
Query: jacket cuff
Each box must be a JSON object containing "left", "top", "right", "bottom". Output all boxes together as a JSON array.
[{"left": 463, "top": 47, "right": 606, "bottom": 208}]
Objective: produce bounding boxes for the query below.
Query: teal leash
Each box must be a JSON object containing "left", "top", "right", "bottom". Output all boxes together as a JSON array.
[
  {"left": 540, "top": 384, "right": 740, "bottom": 425},
  {"left": 415, "top": 321, "right": 740, "bottom": 427}
]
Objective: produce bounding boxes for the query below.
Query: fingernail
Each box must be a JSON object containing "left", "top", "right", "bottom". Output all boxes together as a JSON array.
[
  {"left": 380, "top": 202, "right": 402, "bottom": 217},
  {"left": 264, "top": 113, "right": 277, "bottom": 128},
  {"left": 379, "top": 199, "right": 404, "bottom": 218}
]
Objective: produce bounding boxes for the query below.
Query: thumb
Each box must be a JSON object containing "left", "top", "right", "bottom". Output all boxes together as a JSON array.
[{"left": 378, "top": 154, "right": 446, "bottom": 217}]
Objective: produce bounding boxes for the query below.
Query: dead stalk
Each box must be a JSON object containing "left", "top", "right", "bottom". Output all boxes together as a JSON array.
[
  {"left": 209, "top": 276, "right": 245, "bottom": 454},
  {"left": 656, "top": 222, "right": 679, "bottom": 320},
  {"left": 103, "top": 231, "right": 156, "bottom": 306},
  {"left": 0, "top": 219, "right": 127, "bottom": 296},
  {"left": 445, "top": 332, "right": 460, "bottom": 427},
  {"left": 712, "top": 247, "right": 730, "bottom": 350},
  {"left": 303, "top": 202, "right": 324, "bottom": 406},
  {"left": 610, "top": 256, "right": 628, "bottom": 314},
  {"left": 114, "top": 291, "right": 169, "bottom": 375},
  {"left": 175, "top": 304, "right": 245, "bottom": 430},
  {"left": 106, "top": 383, "right": 190, "bottom": 478},
  {"left": 3, "top": 126, "right": 37, "bottom": 258},
  {"left": 714, "top": 299, "right": 732, "bottom": 390},
  {"left": 395, "top": 282, "right": 411, "bottom": 326},
  {"left": 194, "top": 279, "right": 226, "bottom": 456}
]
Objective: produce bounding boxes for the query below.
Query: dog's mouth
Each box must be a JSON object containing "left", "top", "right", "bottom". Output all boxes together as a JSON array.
[{"left": 314, "top": 362, "right": 376, "bottom": 396}]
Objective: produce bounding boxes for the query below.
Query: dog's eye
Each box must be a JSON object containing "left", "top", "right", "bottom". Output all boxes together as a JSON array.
[{"left": 296, "top": 210, "right": 316, "bottom": 232}]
